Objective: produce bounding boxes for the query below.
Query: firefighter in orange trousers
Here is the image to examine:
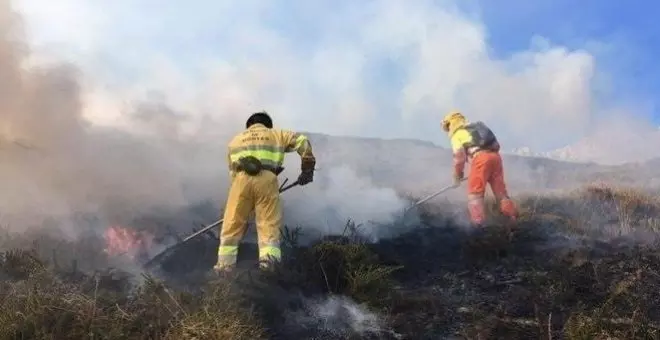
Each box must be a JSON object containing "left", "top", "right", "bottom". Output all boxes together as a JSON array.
[
  {"left": 214, "top": 111, "right": 316, "bottom": 273},
  {"left": 441, "top": 111, "right": 518, "bottom": 226}
]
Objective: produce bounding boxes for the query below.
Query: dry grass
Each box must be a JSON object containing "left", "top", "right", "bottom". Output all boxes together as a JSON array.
[
  {"left": 1, "top": 184, "right": 660, "bottom": 339},
  {"left": 0, "top": 248, "right": 266, "bottom": 340},
  {"left": 0, "top": 222, "right": 399, "bottom": 339}
]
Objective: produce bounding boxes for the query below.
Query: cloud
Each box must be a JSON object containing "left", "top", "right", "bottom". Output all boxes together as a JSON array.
[{"left": 15, "top": 0, "right": 628, "bottom": 150}]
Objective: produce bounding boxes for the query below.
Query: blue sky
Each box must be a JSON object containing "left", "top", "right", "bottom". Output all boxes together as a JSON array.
[
  {"left": 14, "top": 0, "right": 660, "bottom": 155},
  {"left": 473, "top": 0, "right": 660, "bottom": 124}
]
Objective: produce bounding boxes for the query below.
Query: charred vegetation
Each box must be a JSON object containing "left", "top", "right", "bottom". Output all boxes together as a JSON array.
[{"left": 1, "top": 185, "right": 660, "bottom": 339}]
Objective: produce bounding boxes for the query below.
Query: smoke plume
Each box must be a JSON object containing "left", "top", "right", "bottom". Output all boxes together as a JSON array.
[
  {"left": 4, "top": 0, "right": 659, "bottom": 247},
  {"left": 0, "top": 2, "right": 227, "bottom": 237},
  {"left": 0, "top": 1, "right": 414, "bottom": 246}
]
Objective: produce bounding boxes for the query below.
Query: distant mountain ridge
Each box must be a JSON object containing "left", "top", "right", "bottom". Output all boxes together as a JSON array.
[{"left": 510, "top": 126, "right": 660, "bottom": 166}]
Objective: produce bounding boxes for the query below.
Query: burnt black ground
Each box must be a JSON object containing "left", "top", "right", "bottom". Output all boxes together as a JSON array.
[{"left": 140, "top": 203, "right": 660, "bottom": 339}]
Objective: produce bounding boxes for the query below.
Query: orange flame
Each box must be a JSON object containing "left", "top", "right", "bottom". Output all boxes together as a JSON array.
[{"left": 104, "top": 225, "right": 154, "bottom": 259}]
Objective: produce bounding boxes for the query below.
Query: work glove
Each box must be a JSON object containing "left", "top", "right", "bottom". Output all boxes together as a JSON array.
[
  {"left": 297, "top": 170, "right": 314, "bottom": 185},
  {"left": 298, "top": 156, "right": 316, "bottom": 186},
  {"left": 453, "top": 171, "right": 464, "bottom": 187}
]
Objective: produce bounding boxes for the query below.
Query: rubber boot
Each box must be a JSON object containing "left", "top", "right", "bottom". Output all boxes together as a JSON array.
[{"left": 467, "top": 198, "right": 486, "bottom": 226}]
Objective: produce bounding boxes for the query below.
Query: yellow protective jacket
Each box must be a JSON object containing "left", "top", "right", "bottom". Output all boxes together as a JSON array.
[{"left": 226, "top": 123, "right": 315, "bottom": 177}]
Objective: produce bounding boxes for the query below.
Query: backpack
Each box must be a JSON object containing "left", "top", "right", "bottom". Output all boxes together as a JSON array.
[{"left": 463, "top": 121, "right": 498, "bottom": 151}]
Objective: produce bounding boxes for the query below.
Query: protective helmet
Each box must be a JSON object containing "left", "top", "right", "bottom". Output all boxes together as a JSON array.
[
  {"left": 441, "top": 111, "right": 465, "bottom": 132},
  {"left": 246, "top": 111, "right": 273, "bottom": 128}
]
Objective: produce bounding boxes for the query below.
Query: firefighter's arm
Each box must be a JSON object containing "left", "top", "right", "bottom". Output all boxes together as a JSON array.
[
  {"left": 278, "top": 129, "right": 316, "bottom": 171},
  {"left": 450, "top": 130, "right": 470, "bottom": 179}
]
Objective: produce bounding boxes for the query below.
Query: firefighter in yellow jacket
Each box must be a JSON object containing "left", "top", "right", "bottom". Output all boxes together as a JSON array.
[
  {"left": 441, "top": 111, "right": 518, "bottom": 226},
  {"left": 214, "top": 111, "right": 316, "bottom": 273}
]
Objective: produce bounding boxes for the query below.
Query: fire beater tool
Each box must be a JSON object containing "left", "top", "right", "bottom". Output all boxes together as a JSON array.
[{"left": 143, "top": 178, "right": 300, "bottom": 269}]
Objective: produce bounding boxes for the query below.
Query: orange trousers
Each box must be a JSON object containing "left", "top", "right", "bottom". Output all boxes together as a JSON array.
[{"left": 466, "top": 151, "right": 518, "bottom": 225}]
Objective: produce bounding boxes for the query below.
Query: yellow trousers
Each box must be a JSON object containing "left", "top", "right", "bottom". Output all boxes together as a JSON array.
[{"left": 216, "top": 170, "right": 282, "bottom": 270}]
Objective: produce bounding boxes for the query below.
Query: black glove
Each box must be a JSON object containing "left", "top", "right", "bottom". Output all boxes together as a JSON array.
[
  {"left": 298, "top": 156, "right": 316, "bottom": 185},
  {"left": 298, "top": 170, "right": 314, "bottom": 185}
]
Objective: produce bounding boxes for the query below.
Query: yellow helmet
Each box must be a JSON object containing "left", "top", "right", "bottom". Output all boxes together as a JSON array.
[{"left": 441, "top": 111, "right": 465, "bottom": 132}]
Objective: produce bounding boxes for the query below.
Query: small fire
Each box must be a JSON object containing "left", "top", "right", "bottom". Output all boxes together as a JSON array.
[{"left": 104, "top": 225, "right": 154, "bottom": 260}]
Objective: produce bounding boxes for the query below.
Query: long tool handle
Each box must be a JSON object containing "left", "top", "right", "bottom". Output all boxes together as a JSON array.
[
  {"left": 143, "top": 178, "right": 300, "bottom": 269},
  {"left": 406, "top": 178, "right": 465, "bottom": 212},
  {"left": 179, "top": 179, "right": 298, "bottom": 244}
]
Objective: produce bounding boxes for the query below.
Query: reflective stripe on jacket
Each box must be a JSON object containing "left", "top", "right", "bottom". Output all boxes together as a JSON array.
[{"left": 227, "top": 123, "right": 314, "bottom": 176}]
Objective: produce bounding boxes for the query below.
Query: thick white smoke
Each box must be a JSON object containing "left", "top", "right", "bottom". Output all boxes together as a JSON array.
[
  {"left": 3, "top": 0, "right": 658, "bottom": 247},
  {"left": 282, "top": 165, "right": 409, "bottom": 240},
  {"left": 0, "top": 2, "right": 231, "bottom": 238},
  {"left": 285, "top": 295, "right": 390, "bottom": 337}
]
